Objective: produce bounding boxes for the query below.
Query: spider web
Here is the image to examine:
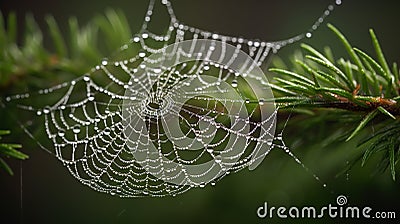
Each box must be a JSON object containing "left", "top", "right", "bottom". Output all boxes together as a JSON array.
[{"left": 4, "top": 0, "right": 340, "bottom": 197}]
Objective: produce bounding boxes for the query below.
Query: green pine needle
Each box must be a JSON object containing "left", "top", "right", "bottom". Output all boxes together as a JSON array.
[
  {"left": 346, "top": 109, "right": 378, "bottom": 142},
  {"left": 0, "top": 130, "right": 28, "bottom": 175}
]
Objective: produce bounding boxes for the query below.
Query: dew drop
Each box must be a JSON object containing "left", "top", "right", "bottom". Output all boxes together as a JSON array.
[
  {"left": 58, "top": 131, "right": 65, "bottom": 137},
  {"left": 231, "top": 80, "right": 238, "bottom": 88},
  {"left": 88, "top": 94, "right": 95, "bottom": 101},
  {"left": 142, "top": 33, "right": 149, "bottom": 39},
  {"left": 101, "top": 59, "right": 108, "bottom": 66},
  {"left": 104, "top": 128, "right": 111, "bottom": 135},
  {"left": 306, "top": 32, "right": 312, "bottom": 38},
  {"left": 36, "top": 110, "right": 42, "bottom": 116},
  {"left": 133, "top": 36, "right": 140, "bottom": 42},
  {"left": 139, "top": 52, "right": 146, "bottom": 58},
  {"left": 259, "top": 99, "right": 264, "bottom": 105},
  {"left": 43, "top": 106, "right": 51, "bottom": 114},
  {"left": 72, "top": 126, "right": 81, "bottom": 134},
  {"left": 245, "top": 99, "right": 250, "bottom": 104},
  {"left": 210, "top": 182, "right": 216, "bottom": 186}
]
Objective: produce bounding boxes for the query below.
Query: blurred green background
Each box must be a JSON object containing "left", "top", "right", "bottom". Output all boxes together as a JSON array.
[{"left": 1, "top": 0, "right": 400, "bottom": 223}]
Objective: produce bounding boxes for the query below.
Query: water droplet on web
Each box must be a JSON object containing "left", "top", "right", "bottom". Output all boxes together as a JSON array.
[
  {"left": 245, "top": 99, "right": 250, "bottom": 104},
  {"left": 306, "top": 32, "right": 312, "bottom": 38},
  {"left": 154, "top": 68, "right": 162, "bottom": 74},
  {"left": 72, "top": 126, "right": 81, "bottom": 134},
  {"left": 259, "top": 99, "right": 265, "bottom": 105},
  {"left": 142, "top": 33, "right": 149, "bottom": 39},
  {"left": 104, "top": 128, "right": 111, "bottom": 135},
  {"left": 231, "top": 80, "right": 238, "bottom": 88},
  {"left": 43, "top": 106, "right": 50, "bottom": 114},
  {"left": 199, "top": 182, "right": 206, "bottom": 188},
  {"left": 133, "top": 36, "right": 140, "bottom": 42},
  {"left": 36, "top": 110, "right": 42, "bottom": 116},
  {"left": 88, "top": 94, "right": 95, "bottom": 101},
  {"left": 58, "top": 131, "right": 65, "bottom": 137},
  {"left": 139, "top": 52, "right": 146, "bottom": 58},
  {"left": 101, "top": 59, "right": 108, "bottom": 66}
]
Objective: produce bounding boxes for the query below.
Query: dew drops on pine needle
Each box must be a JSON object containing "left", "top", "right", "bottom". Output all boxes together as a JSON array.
[{"left": 4, "top": 0, "right": 340, "bottom": 197}]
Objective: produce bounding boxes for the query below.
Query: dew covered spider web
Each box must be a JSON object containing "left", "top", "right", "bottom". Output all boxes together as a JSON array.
[{"left": 4, "top": 0, "right": 341, "bottom": 197}]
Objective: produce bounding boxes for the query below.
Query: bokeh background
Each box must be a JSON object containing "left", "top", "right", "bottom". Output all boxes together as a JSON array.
[{"left": 1, "top": 0, "right": 400, "bottom": 223}]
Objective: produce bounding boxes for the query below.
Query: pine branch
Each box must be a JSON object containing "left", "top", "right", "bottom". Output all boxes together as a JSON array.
[
  {"left": 0, "top": 9, "right": 132, "bottom": 175},
  {"left": 269, "top": 24, "right": 400, "bottom": 180},
  {"left": 0, "top": 9, "right": 132, "bottom": 93}
]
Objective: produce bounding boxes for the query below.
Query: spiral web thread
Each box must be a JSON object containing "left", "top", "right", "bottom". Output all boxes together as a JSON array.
[{"left": 4, "top": 0, "right": 340, "bottom": 197}]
